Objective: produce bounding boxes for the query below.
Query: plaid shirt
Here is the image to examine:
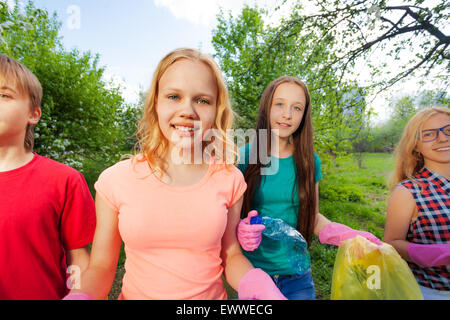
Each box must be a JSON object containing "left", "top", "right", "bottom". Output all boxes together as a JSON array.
[{"left": 400, "top": 167, "right": 450, "bottom": 291}]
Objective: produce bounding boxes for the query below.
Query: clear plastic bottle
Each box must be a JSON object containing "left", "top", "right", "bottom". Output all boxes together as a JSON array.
[{"left": 251, "top": 216, "right": 310, "bottom": 274}]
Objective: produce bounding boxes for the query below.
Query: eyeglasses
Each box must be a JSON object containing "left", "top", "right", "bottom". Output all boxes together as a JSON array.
[{"left": 420, "top": 124, "right": 450, "bottom": 142}]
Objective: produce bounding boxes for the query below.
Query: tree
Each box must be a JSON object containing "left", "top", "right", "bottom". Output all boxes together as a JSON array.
[
  {"left": 359, "top": 89, "right": 448, "bottom": 153},
  {"left": 117, "top": 93, "right": 144, "bottom": 153},
  {"left": 212, "top": 5, "right": 370, "bottom": 157},
  {"left": 0, "top": 0, "right": 131, "bottom": 172},
  {"left": 254, "top": 0, "right": 449, "bottom": 94}
]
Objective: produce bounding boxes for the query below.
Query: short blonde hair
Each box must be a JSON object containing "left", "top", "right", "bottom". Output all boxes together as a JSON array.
[
  {"left": 133, "top": 48, "right": 237, "bottom": 176},
  {"left": 0, "top": 54, "right": 42, "bottom": 151},
  {"left": 389, "top": 106, "right": 450, "bottom": 191}
]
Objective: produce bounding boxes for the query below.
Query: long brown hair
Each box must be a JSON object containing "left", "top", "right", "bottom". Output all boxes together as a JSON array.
[{"left": 241, "top": 76, "right": 317, "bottom": 247}]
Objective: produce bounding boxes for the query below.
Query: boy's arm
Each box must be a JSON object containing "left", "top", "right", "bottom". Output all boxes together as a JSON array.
[
  {"left": 66, "top": 245, "right": 90, "bottom": 272},
  {"left": 65, "top": 245, "right": 90, "bottom": 291},
  {"left": 67, "top": 194, "right": 122, "bottom": 300}
]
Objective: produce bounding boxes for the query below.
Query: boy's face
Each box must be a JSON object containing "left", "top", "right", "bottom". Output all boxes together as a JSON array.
[{"left": 0, "top": 80, "right": 41, "bottom": 148}]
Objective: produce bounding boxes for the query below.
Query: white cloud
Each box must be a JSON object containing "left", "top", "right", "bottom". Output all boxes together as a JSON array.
[
  {"left": 153, "top": 0, "right": 225, "bottom": 27},
  {"left": 103, "top": 69, "right": 142, "bottom": 104},
  {"left": 152, "top": 0, "right": 296, "bottom": 28}
]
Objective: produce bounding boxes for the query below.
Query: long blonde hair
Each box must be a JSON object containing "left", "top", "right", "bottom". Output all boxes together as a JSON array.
[
  {"left": 389, "top": 106, "right": 450, "bottom": 191},
  {"left": 133, "top": 48, "right": 237, "bottom": 176}
]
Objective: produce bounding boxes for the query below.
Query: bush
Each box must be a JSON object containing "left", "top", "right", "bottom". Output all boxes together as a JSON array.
[
  {"left": 0, "top": 1, "right": 132, "bottom": 172},
  {"left": 319, "top": 184, "right": 364, "bottom": 203}
]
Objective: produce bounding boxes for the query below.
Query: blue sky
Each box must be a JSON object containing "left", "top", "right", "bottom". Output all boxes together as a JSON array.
[
  {"left": 31, "top": 0, "right": 225, "bottom": 102},
  {"left": 26, "top": 0, "right": 281, "bottom": 104}
]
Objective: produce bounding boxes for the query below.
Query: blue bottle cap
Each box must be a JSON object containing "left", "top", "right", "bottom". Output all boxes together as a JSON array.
[{"left": 250, "top": 216, "right": 263, "bottom": 225}]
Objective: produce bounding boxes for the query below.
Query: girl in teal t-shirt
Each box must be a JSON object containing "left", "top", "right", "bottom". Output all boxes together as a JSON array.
[{"left": 236, "top": 76, "right": 381, "bottom": 300}]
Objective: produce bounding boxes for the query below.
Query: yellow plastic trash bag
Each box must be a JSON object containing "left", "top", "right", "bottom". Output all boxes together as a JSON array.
[{"left": 331, "top": 235, "right": 423, "bottom": 300}]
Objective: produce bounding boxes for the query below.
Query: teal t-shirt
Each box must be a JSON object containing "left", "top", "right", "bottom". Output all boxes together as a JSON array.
[{"left": 237, "top": 144, "right": 322, "bottom": 276}]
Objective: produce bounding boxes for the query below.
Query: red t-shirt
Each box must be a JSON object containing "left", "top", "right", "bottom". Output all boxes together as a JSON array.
[{"left": 0, "top": 154, "right": 96, "bottom": 299}]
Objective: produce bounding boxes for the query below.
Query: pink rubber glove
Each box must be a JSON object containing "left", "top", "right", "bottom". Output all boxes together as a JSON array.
[
  {"left": 319, "top": 222, "right": 382, "bottom": 246},
  {"left": 237, "top": 210, "right": 266, "bottom": 251},
  {"left": 63, "top": 292, "right": 95, "bottom": 300},
  {"left": 238, "top": 268, "right": 287, "bottom": 300},
  {"left": 408, "top": 243, "right": 450, "bottom": 268}
]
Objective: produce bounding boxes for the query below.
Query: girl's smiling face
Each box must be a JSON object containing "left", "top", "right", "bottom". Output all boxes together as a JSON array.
[
  {"left": 269, "top": 82, "right": 306, "bottom": 141},
  {"left": 416, "top": 113, "right": 450, "bottom": 168},
  {"left": 156, "top": 58, "right": 218, "bottom": 152}
]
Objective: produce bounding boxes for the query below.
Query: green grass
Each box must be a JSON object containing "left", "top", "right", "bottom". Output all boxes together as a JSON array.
[{"left": 107, "top": 152, "right": 395, "bottom": 300}]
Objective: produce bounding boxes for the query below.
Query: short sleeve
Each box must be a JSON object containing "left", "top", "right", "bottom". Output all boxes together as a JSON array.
[
  {"left": 94, "top": 167, "right": 119, "bottom": 211},
  {"left": 314, "top": 153, "right": 323, "bottom": 183},
  {"left": 228, "top": 166, "right": 248, "bottom": 209},
  {"left": 60, "top": 171, "right": 96, "bottom": 250}
]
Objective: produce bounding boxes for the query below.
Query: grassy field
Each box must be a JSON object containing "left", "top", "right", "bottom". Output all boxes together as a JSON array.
[
  {"left": 107, "top": 152, "right": 395, "bottom": 300},
  {"left": 310, "top": 152, "right": 395, "bottom": 300}
]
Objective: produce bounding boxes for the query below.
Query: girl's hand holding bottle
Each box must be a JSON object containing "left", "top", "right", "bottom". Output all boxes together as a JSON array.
[
  {"left": 237, "top": 210, "right": 265, "bottom": 251},
  {"left": 239, "top": 212, "right": 383, "bottom": 249}
]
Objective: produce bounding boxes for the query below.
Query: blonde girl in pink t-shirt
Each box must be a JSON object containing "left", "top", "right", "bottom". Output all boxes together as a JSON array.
[{"left": 64, "top": 48, "right": 286, "bottom": 300}]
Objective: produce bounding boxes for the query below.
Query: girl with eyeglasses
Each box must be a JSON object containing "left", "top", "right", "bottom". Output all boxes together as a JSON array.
[{"left": 384, "top": 106, "right": 450, "bottom": 300}]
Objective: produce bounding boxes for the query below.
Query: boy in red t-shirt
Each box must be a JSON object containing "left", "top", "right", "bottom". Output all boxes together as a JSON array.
[{"left": 0, "top": 54, "right": 96, "bottom": 299}]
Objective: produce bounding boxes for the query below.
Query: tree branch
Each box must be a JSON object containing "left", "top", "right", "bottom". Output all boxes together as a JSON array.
[
  {"left": 386, "top": 5, "right": 449, "bottom": 44},
  {"left": 374, "top": 41, "right": 443, "bottom": 94}
]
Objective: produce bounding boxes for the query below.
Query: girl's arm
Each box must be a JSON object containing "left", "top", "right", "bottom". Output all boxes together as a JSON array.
[
  {"left": 221, "top": 196, "right": 286, "bottom": 300},
  {"left": 313, "top": 182, "right": 381, "bottom": 245},
  {"left": 384, "top": 186, "right": 416, "bottom": 261},
  {"left": 386, "top": 186, "right": 450, "bottom": 267},
  {"left": 220, "top": 196, "right": 254, "bottom": 290},
  {"left": 313, "top": 183, "right": 331, "bottom": 236},
  {"left": 67, "top": 194, "right": 123, "bottom": 300}
]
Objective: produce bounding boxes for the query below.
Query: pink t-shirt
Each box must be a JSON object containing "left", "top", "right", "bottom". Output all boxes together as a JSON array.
[{"left": 94, "top": 158, "right": 247, "bottom": 300}]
